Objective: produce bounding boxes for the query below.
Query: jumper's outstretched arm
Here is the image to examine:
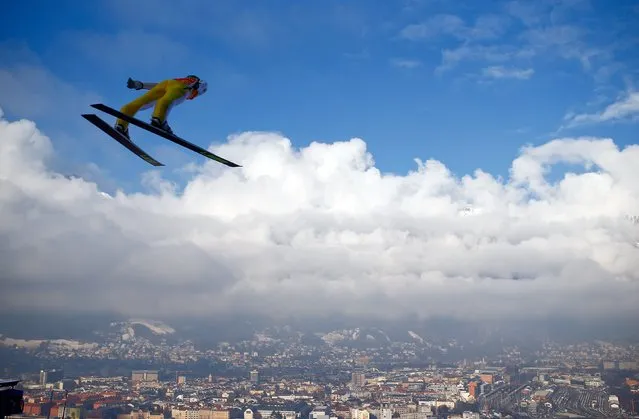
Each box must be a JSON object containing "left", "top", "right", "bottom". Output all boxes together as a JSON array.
[{"left": 127, "top": 77, "right": 158, "bottom": 90}]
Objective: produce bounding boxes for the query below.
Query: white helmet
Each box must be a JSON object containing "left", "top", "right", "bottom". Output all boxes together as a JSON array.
[{"left": 198, "top": 80, "right": 208, "bottom": 96}]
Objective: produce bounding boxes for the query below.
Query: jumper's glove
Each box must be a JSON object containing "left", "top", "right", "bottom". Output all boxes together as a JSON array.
[{"left": 127, "top": 78, "right": 143, "bottom": 90}]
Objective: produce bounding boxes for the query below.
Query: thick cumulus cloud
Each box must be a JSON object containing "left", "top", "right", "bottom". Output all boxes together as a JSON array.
[{"left": 1, "top": 108, "right": 638, "bottom": 323}]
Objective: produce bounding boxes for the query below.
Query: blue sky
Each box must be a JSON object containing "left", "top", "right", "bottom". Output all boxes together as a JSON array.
[{"left": 1, "top": 0, "right": 638, "bottom": 193}]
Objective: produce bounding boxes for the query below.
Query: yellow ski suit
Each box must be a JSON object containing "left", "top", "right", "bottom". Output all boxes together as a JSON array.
[{"left": 116, "top": 76, "right": 206, "bottom": 129}]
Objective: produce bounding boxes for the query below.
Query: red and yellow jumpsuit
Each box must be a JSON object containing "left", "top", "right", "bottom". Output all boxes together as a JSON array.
[{"left": 116, "top": 76, "right": 205, "bottom": 130}]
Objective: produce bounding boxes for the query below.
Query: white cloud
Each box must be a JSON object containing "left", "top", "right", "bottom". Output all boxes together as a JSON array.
[
  {"left": 399, "top": 14, "right": 509, "bottom": 41},
  {"left": 436, "top": 45, "right": 534, "bottom": 74},
  {"left": 564, "top": 91, "right": 639, "bottom": 126},
  {"left": 432, "top": 21, "right": 606, "bottom": 75},
  {"left": 469, "top": 14, "right": 512, "bottom": 40},
  {"left": 400, "top": 14, "right": 465, "bottom": 40},
  {"left": 482, "top": 66, "right": 534, "bottom": 80},
  {"left": 409, "top": 1, "right": 624, "bottom": 84},
  {"left": 505, "top": 0, "right": 547, "bottom": 27},
  {"left": 1, "top": 110, "right": 638, "bottom": 322},
  {"left": 391, "top": 59, "right": 422, "bottom": 69},
  {"left": 520, "top": 25, "right": 609, "bottom": 71},
  {"left": 506, "top": 0, "right": 593, "bottom": 27},
  {"left": 522, "top": 24, "right": 583, "bottom": 47}
]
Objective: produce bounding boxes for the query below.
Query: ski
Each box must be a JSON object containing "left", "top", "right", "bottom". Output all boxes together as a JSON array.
[
  {"left": 90, "top": 103, "right": 241, "bottom": 168},
  {"left": 81, "top": 114, "right": 164, "bottom": 167}
]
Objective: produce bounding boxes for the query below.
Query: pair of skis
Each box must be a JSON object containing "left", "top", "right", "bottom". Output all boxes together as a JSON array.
[{"left": 82, "top": 103, "right": 241, "bottom": 167}]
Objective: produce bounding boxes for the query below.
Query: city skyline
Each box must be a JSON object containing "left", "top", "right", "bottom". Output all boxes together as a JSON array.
[
  {"left": 2, "top": 308, "right": 638, "bottom": 418},
  {"left": 6, "top": 333, "right": 639, "bottom": 418}
]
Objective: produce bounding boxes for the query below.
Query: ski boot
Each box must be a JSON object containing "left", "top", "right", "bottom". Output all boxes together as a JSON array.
[
  {"left": 151, "top": 117, "right": 173, "bottom": 135},
  {"left": 114, "top": 123, "right": 131, "bottom": 141}
]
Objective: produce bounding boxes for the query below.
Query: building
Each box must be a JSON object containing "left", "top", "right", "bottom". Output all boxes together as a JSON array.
[
  {"left": 131, "top": 370, "right": 159, "bottom": 383},
  {"left": 479, "top": 383, "right": 491, "bottom": 396},
  {"left": 609, "top": 395, "right": 620, "bottom": 409},
  {"left": 250, "top": 370, "right": 259, "bottom": 385},
  {"left": 379, "top": 409, "right": 393, "bottom": 419},
  {"left": 171, "top": 410, "right": 230, "bottom": 419},
  {"left": 351, "top": 372, "right": 365, "bottom": 387},
  {"left": 619, "top": 361, "right": 638, "bottom": 370},
  {"left": 479, "top": 373, "right": 493, "bottom": 384},
  {"left": 118, "top": 411, "right": 163, "bottom": 419},
  {"left": 467, "top": 382, "right": 477, "bottom": 399},
  {"left": 39, "top": 370, "right": 47, "bottom": 386},
  {"left": 532, "top": 390, "right": 551, "bottom": 402},
  {"left": 255, "top": 403, "right": 311, "bottom": 419},
  {"left": 350, "top": 409, "right": 370, "bottom": 419}
]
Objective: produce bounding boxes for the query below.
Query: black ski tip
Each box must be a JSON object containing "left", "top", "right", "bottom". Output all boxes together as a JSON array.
[{"left": 82, "top": 113, "right": 165, "bottom": 167}]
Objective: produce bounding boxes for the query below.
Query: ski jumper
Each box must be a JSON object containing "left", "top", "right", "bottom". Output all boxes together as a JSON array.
[{"left": 116, "top": 76, "right": 206, "bottom": 130}]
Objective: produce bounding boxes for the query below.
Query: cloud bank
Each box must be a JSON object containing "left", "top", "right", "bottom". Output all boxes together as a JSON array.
[{"left": 0, "top": 108, "right": 638, "bottom": 323}]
